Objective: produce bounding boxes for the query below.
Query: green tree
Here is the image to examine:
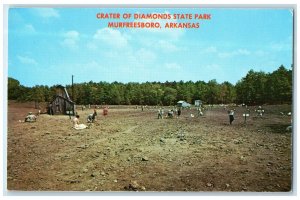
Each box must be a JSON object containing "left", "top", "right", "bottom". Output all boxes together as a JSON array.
[
  {"left": 205, "top": 79, "right": 219, "bottom": 104},
  {"left": 163, "top": 87, "right": 177, "bottom": 105},
  {"left": 220, "top": 81, "right": 236, "bottom": 104},
  {"left": 265, "top": 65, "right": 292, "bottom": 104},
  {"left": 31, "top": 86, "right": 46, "bottom": 108},
  {"left": 235, "top": 70, "right": 267, "bottom": 104},
  {"left": 8, "top": 77, "right": 21, "bottom": 100}
]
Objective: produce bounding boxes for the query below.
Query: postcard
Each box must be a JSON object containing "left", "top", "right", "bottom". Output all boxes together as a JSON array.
[{"left": 6, "top": 6, "right": 294, "bottom": 193}]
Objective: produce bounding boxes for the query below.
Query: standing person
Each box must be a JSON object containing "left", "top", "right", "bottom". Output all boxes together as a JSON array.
[
  {"left": 228, "top": 109, "right": 235, "bottom": 125},
  {"left": 103, "top": 106, "right": 108, "bottom": 116},
  {"left": 48, "top": 103, "right": 54, "bottom": 115},
  {"left": 197, "top": 107, "right": 203, "bottom": 117},
  {"left": 177, "top": 107, "right": 181, "bottom": 117},
  {"left": 157, "top": 108, "right": 162, "bottom": 119},
  {"left": 93, "top": 109, "right": 97, "bottom": 119}
]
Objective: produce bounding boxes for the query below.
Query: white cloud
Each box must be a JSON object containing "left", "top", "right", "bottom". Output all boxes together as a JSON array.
[
  {"left": 203, "top": 46, "right": 217, "bottom": 53},
  {"left": 165, "top": 62, "right": 181, "bottom": 70},
  {"left": 34, "top": 8, "right": 60, "bottom": 18},
  {"left": 270, "top": 42, "right": 291, "bottom": 52},
  {"left": 93, "top": 28, "right": 128, "bottom": 48},
  {"left": 64, "top": 31, "right": 79, "bottom": 39},
  {"left": 218, "top": 49, "right": 250, "bottom": 58},
  {"left": 136, "top": 48, "right": 156, "bottom": 62},
  {"left": 24, "top": 24, "right": 36, "bottom": 34},
  {"left": 205, "top": 64, "right": 221, "bottom": 71},
  {"left": 237, "top": 49, "right": 250, "bottom": 55},
  {"left": 17, "top": 55, "right": 38, "bottom": 65},
  {"left": 156, "top": 40, "right": 180, "bottom": 53},
  {"left": 254, "top": 50, "right": 268, "bottom": 57},
  {"left": 61, "top": 30, "right": 80, "bottom": 50},
  {"left": 86, "top": 42, "right": 98, "bottom": 50}
]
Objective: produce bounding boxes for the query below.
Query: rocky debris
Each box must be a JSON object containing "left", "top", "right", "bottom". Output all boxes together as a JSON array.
[
  {"left": 206, "top": 182, "right": 213, "bottom": 187},
  {"left": 233, "top": 139, "right": 243, "bottom": 144},
  {"left": 124, "top": 180, "right": 146, "bottom": 191},
  {"left": 77, "top": 145, "right": 87, "bottom": 149},
  {"left": 83, "top": 168, "right": 88, "bottom": 173},
  {"left": 141, "top": 156, "right": 149, "bottom": 161},
  {"left": 113, "top": 179, "right": 118, "bottom": 183},
  {"left": 177, "top": 133, "right": 186, "bottom": 141},
  {"left": 242, "top": 187, "right": 248, "bottom": 191},
  {"left": 239, "top": 156, "right": 247, "bottom": 164},
  {"left": 129, "top": 180, "right": 139, "bottom": 190},
  {"left": 140, "top": 186, "right": 146, "bottom": 191},
  {"left": 65, "top": 180, "right": 81, "bottom": 184},
  {"left": 160, "top": 138, "right": 166, "bottom": 143},
  {"left": 90, "top": 153, "right": 100, "bottom": 158},
  {"left": 100, "top": 171, "right": 106, "bottom": 176},
  {"left": 192, "top": 139, "right": 202, "bottom": 145}
]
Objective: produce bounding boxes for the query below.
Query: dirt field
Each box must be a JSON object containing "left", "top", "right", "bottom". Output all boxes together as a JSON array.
[{"left": 7, "top": 101, "right": 293, "bottom": 192}]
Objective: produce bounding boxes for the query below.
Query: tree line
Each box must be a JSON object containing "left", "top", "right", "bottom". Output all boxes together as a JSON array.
[{"left": 8, "top": 65, "right": 292, "bottom": 106}]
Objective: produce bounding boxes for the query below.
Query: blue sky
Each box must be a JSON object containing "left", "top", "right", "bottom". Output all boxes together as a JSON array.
[{"left": 8, "top": 7, "right": 293, "bottom": 87}]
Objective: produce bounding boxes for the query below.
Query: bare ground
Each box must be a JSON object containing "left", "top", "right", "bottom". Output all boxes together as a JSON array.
[{"left": 7, "top": 101, "right": 292, "bottom": 192}]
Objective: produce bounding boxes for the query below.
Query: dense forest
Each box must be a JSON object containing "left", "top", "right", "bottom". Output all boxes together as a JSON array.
[{"left": 8, "top": 65, "right": 292, "bottom": 106}]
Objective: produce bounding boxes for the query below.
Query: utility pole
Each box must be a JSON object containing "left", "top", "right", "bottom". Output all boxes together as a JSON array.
[
  {"left": 72, "top": 75, "right": 75, "bottom": 116},
  {"left": 72, "top": 75, "right": 74, "bottom": 100}
]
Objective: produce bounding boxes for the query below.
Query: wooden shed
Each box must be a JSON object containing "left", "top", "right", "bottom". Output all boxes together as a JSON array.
[{"left": 48, "top": 85, "right": 75, "bottom": 115}]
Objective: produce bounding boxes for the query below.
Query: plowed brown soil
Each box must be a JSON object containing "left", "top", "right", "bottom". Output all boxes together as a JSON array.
[{"left": 7, "top": 101, "right": 292, "bottom": 192}]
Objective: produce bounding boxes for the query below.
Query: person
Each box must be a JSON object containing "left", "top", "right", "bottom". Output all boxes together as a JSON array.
[
  {"left": 197, "top": 107, "right": 203, "bottom": 117},
  {"left": 103, "top": 106, "right": 108, "bottom": 116},
  {"left": 73, "top": 115, "right": 88, "bottom": 129},
  {"left": 228, "top": 109, "right": 235, "bottom": 125},
  {"left": 87, "top": 109, "right": 97, "bottom": 123},
  {"left": 157, "top": 108, "right": 163, "bottom": 119},
  {"left": 286, "top": 116, "right": 292, "bottom": 131},
  {"left": 167, "top": 110, "right": 174, "bottom": 118},
  {"left": 25, "top": 112, "right": 37, "bottom": 122},
  {"left": 48, "top": 103, "right": 54, "bottom": 115},
  {"left": 256, "top": 106, "right": 264, "bottom": 117},
  {"left": 177, "top": 107, "right": 181, "bottom": 117}
]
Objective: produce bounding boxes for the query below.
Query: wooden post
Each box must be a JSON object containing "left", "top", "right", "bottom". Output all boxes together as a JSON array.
[
  {"left": 71, "top": 75, "right": 74, "bottom": 100},
  {"left": 243, "top": 108, "right": 250, "bottom": 124}
]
